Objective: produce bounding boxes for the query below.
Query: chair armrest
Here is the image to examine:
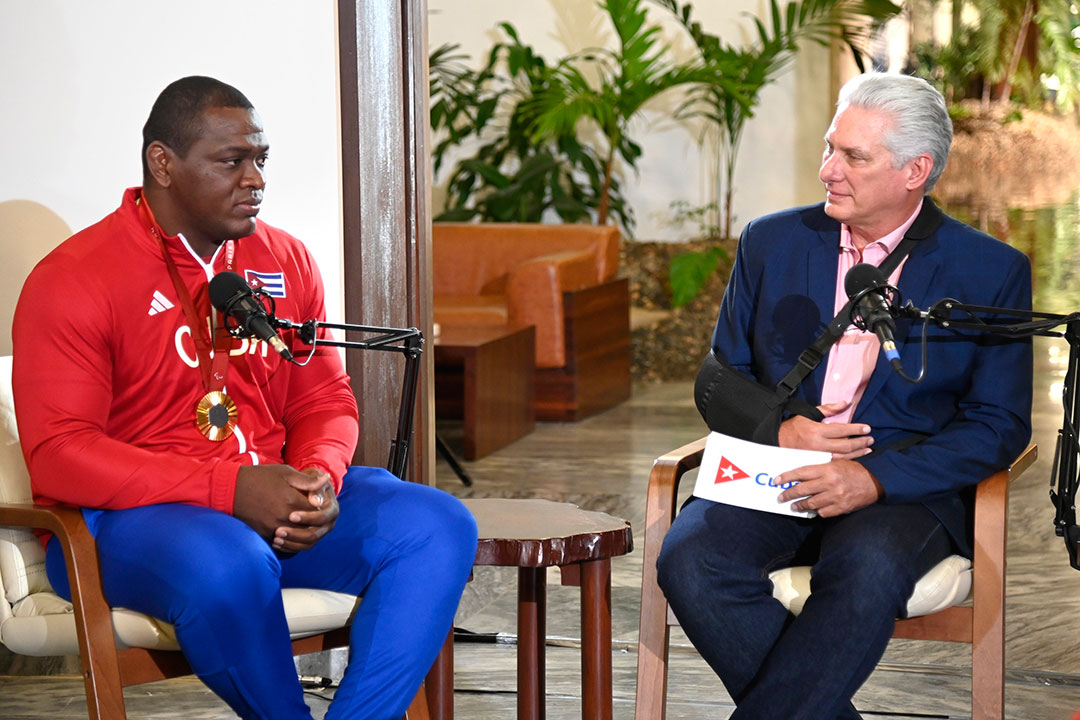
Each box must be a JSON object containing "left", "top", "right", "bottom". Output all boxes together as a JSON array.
[
  {"left": 0, "top": 503, "right": 102, "bottom": 595},
  {"left": 506, "top": 250, "right": 597, "bottom": 369},
  {"left": 636, "top": 435, "right": 707, "bottom": 707},
  {"left": 648, "top": 436, "right": 709, "bottom": 503},
  {"left": 0, "top": 502, "right": 91, "bottom": 542},
  {"left": 0, "top": 501, "right": 126, "bottom": 704},
  {"left": 642, "top": 437, "right": 708, "bottom": 559},
  {"left": 973, "top": 443, "right": 1037, "bottom": 529},
  {"left": 1008, "top": 443, "right": 1037, "bottom": 480}
]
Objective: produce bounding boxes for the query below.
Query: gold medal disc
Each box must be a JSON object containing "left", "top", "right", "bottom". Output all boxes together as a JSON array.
[{"left": 195, "top": 391, "right": 238, "bottom": 441}]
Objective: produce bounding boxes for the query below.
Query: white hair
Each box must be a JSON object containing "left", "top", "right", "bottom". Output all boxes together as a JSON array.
[{"left": 837, "top": 73, "right": 952, "bottom": 192}]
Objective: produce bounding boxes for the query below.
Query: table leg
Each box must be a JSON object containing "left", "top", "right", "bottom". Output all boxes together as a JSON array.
[
  {"left": 426, "top": 629, "right": 454, "bottom": 720},
  {"left": 580, "top": 559, "right": 613, "bottom": 720},
  {"left": 518, "top": 566, "right": 547, "bottom": 720}
]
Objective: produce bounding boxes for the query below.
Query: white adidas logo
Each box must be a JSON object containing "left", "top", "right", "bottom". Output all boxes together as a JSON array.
[{"left": 148, "top": 290, "right": 175, "bottom": 316}]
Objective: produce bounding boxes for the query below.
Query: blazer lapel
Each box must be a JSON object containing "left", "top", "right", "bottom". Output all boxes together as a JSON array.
[{"left": 802, "top": 207, "right": 841, "bottom": 403}]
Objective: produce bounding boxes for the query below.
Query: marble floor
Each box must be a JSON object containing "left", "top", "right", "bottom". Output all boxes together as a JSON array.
[{"left": 2, "top": 336, "right": 1080, "bottom": 718}]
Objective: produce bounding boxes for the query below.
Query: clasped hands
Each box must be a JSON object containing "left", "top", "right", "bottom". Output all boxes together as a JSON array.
[
  {"left": 773, "top": 400, "right": 884, "bottom": 517},
  {"left": 234, "top": 465, "right": 339, "bottom": 553}
]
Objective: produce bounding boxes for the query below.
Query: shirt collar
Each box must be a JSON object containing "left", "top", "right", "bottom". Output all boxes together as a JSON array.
[{"left": 839, "top": 198, "right": 924, "bottom": 254}]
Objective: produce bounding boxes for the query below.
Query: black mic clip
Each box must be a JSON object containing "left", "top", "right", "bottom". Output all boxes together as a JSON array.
[
  {"left": 221, "top": 287, "right": 278, "bottom": 340},
  {"left": 848, "top": 281, "right": 900, "bottom": 333},
  {"left": 925, "top": 297, "right": 963, "bottom": 327},
  {"left": 270, "top": 317, "right": 320, "bottom": 348},
  {"left": 893, "top": 299, "right": 927, "bottom": 321}
]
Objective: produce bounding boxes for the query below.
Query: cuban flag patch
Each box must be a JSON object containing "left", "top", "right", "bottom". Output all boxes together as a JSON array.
[{"left": 245, "top": 270, "right": 287, "bottom": 298}]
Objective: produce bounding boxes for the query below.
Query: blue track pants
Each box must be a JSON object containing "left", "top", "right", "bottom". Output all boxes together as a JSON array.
[{"left": 46, "top": 466, "right": 478, "bottom": 720}]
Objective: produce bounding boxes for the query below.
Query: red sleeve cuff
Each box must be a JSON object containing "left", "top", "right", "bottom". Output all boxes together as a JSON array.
[{"left": 210, "top": 459, "right": 243, "bottom": 515}]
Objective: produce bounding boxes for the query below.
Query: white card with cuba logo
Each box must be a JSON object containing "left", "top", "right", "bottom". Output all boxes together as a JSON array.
[{"left": 692, "top": 432, "right": 830, "bottom": 518}]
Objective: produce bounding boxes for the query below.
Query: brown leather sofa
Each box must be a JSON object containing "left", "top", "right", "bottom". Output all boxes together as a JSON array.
[{"left": 433, "top": 222, "right": 631, "bottom": 421}]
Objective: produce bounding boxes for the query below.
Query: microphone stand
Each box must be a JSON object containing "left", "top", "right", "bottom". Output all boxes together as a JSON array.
[
  {"left": 893, "top": 298, "right": 1080, "bottom": 570},
  {"left": 274, "top": 318, "right": 423, "bottom": 481}
]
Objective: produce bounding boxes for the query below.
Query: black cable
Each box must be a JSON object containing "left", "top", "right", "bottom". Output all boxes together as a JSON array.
[{"left": 888, "top": 310, "right": 931, "bottom": 384}]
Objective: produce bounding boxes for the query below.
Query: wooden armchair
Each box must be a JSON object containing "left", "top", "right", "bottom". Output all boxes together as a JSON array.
[
  {"left": 0, "top": 354, "right": 432, "bottom": 720},
  {"left": 635, "top": 435, "right": 1037, "bottom": 720}
]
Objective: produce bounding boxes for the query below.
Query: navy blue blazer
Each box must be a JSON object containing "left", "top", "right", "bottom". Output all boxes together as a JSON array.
[{"left": 710, "top": 202, "right": 1033, "bottom": 556}]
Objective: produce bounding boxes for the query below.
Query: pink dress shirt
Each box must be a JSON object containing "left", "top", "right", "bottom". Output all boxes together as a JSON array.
[{"left": 820, "top": 200, "right": 923, "bottom": 424}]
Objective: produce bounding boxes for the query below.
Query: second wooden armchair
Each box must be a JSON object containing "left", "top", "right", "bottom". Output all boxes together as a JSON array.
[{"left": 635, "top": 435, "right": 1037, "bottom": 720}]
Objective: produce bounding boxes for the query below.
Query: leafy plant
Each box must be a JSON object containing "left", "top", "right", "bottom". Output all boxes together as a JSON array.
[
  {"left": 947, "top": 103, "right": 974, "bottom": 121},
  {"left": 911, "top": 28, "right": 984, "bottom": 103},
  {"left": 658, "top": 0, "right": 900, "bottom": 308},
  {"left": 910, "top": 0, "right": 1080, "bottom": 112},
  {"left": 430, "top": 28, "right": 620, "bottom": 226},
  {"left": 665, "top": 200, "right": 731, "bottom": 307},
  {"left": 525, "top": 0, "right": 737, "bottom": 228},
  {"left": 658, "top": 0, "right": 900, "bottom": 240},
  {"left": 669, "top": 199, "right": 723, "bottom": 240},
  {"left": 429, "top": 43, "right": 499, "bottom": 182},
  {"left": 1003, "top": 107, "right": 1025, "bottom": 124},
  {"left": 1035, "top": 0, "right": 1080, "bottom": 112},
  {"left": 430, "top": 0, "right": 727, "bottom": 234},
  {"left": 668, "top": 246, "right": 727, "bottom": 307}
]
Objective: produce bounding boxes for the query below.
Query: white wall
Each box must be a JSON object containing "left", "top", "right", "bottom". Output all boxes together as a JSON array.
[
  {"left": 428, "top": 0, "right": 834, "bottom": 241},
  {"left": 0, "top": 1, "right": 344, "bottom": 319},
  {"left": 2, "top": 1, "right": 836, "bottom": 295}
]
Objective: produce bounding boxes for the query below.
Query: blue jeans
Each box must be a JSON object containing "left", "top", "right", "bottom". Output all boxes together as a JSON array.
[
  {"left": 656, "top": 498, "right": 953, "bottom": 720},
  {"left": 46, "top": 466, "right": 478, "bottom": 720}
]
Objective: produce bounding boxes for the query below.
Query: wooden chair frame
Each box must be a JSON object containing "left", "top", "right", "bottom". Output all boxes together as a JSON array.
[
  {"left": 634, "top": 437, "right": 1037, "bottom": 720},
  {"left": 0, "top": 501, "right": 433, "bottom": 720}
]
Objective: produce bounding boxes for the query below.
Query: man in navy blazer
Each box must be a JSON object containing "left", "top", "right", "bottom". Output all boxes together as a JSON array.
[{"left": 657, "top": 73, "right": 1032, "bottom": 719}]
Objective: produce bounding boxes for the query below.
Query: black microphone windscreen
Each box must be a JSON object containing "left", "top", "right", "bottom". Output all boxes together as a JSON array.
[
  {"left": 208, "top": 271, "right": 251, "bottom": 313},
  {"left": 844, "top": 263, "right": 888, "bottom": 299}
]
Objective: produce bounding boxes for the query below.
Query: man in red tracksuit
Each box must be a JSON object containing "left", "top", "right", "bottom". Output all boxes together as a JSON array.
[{"left": 12, "top": 75, "right": 477, "bottom": 720}]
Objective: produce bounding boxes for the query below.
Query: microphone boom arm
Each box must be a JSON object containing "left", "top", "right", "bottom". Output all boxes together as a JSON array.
[
  {"left": 895, "top": 297, "right": 1080, "bottom": 570},
  {"left": 273, "top": 317, "right": 424, "bottom": 481},
  {"left": 897, "top": 298, "right": 1078, "bottom": 337}
]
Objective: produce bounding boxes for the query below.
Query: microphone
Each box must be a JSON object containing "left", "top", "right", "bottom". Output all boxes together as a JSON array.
[
  {"left": 208, "top": 271, "right": 294, "bottom": 361},
  {"left": 844, "top": 263, "right": 901, "bottom": 368}
]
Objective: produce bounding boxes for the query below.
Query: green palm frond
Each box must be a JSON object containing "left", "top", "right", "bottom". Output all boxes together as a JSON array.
[
  {"left": 1036, "top": 0, "right": 1080, "bottom": 111},
  {"left": 656, "top": 0, "right": 899, "bottom": 240},
  {"left": 527, "top": 65, "right": 610, "bottom": 140},
  {"left": 657, "top": 0, "right": 899, "bottom": 306}
]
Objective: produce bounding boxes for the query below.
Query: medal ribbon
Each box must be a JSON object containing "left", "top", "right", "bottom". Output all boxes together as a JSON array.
[
  {"left": 136, "top": 192, "right": 235, "bottom": 396},
  {"left": 161, "top": 247, "right": 234, "bottom": 393}
]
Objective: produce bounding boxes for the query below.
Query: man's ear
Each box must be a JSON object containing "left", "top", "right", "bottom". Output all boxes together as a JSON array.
[
  {"left": 905, "top": 153, "right": 934, "bottom": 191},
  {"left": 145, "top": 141, "right": 173, "bottom": 188}
]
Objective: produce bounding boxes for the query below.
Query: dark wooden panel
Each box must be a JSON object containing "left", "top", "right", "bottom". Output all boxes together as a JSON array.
[
  {"left": 398, "top": 0, "right": 436, "bottom": 485},
  {"left": 338, "top": 0, "right": 433, "bottom": 483},
  {"left": 535, "top": 278, "right": 631, "bottom": 421},
  {"left": 434, "top": 325, "right": 536, "bottom": 459},
  {"left": 433, "top": 358, "right": 466, "bottom": 419}
]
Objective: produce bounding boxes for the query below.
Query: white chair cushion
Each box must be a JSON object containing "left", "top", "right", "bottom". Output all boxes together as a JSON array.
[
  {"left": 769, "top": 554, "right": 973, "bottom": 618},
  {"left": 0, "top": 587, "right": 360, "bottom": 657},
  {"left": 0, "top": 355, "right": 50, "bottom": 606}
]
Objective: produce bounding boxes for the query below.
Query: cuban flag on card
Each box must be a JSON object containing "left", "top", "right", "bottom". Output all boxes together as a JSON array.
[
  {"left": 691, "top": 432, "right": 829, "bottom": 518},
  {"left": 245, "top": 270, "right": 286, "bottom": 298}
]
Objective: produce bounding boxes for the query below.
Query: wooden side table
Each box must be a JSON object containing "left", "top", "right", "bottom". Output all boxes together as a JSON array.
[
  {"left": 426, "top": 498, "right": 633, "bottom": 720},
  {"left": 433, "top": 324, "right": 536, "bottom": 460}
]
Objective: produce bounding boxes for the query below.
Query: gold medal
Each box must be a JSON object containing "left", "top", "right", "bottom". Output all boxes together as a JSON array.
[{"left": 195, "top": 391, "right": 238, "bottom": 441}]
